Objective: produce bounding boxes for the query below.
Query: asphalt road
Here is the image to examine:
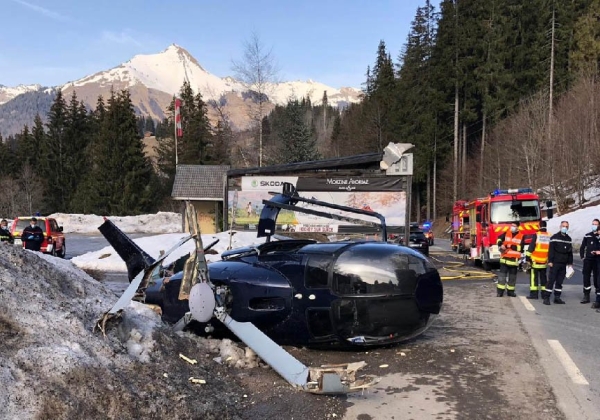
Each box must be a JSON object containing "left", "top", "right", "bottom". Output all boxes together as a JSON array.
[
  {"left": 64, "top": 232, "right": 149, "bottom": 259},
  {"left": 65, "top": 233, "right": 150, "bottom": 295},
  {"left": 435, "top": 238, "right": 600, "bottom": 419}
]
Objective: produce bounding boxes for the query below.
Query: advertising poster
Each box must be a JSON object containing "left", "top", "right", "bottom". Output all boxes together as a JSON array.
[{"left": 229, "top": 176, "right": 406, "bottom": 232}]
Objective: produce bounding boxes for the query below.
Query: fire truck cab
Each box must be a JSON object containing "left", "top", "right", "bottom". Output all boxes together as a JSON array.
[
  {"left": 467, "top": 188, "right": 541, "bottom": 270},
  {"left": 451, "top": 200, "right": 469, "bottom": 253}
]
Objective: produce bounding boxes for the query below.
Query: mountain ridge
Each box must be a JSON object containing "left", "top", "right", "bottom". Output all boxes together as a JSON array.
[{"left": 0, "top": 44, "right": 362, "bottom": 136}]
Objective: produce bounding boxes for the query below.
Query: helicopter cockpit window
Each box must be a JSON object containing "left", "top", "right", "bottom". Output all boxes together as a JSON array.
[
  {"left": 305, "top": 255, "right": 331, "bottom": 288},
  {"left": 332, "top": 244, "right": 428, "bottom": 295}
]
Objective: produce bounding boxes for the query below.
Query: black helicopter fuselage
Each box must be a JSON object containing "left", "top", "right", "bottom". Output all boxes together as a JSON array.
[
  {"left": 100, "top": 182, "right": 443, "bottom": 349},
  {"left": 146, "top": 239, "right": 443, "bottom": 348}
]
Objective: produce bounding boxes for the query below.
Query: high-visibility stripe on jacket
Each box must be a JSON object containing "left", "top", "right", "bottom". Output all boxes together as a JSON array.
[
  {"left": 498, "top": 231, "right": 523, "bottom": 266},
  {"left": 526, "top": 231, "right": 551, "bottom": 268}
]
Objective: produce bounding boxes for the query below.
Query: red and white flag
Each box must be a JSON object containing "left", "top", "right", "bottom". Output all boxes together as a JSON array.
[{"left": 174, "top": 98, "right": 183, "bottom": 137}]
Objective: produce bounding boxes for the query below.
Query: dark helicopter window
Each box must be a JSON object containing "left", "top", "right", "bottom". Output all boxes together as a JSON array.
[
  {"left": 307, "top": 309, "right": 334, "bottom": 337},
  {"left": 305, "top": 255, "right": 331, "bottom": 288},
  {"left": 332, "top": 244, "right": 431, "bottom": 295}
]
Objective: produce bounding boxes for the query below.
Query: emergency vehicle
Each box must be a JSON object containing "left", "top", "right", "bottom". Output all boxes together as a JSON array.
[
  {"left": 451, "top": 200, "right": 469, "bottom": 253},
  {"left": 466, "top": 188, "right": 541, "bottom": 270}
]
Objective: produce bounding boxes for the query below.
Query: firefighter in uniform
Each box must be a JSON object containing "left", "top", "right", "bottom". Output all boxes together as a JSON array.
[
  {"left": 579, "top": 218, "right": 600, "bottom": 306},
  {"left": 0, "top": 219, "right": 13, "bottom": 244},
  {"left": 544, "top": 220, "right": 573, "bottom": 305},
  {"left": 525, "top": 220, "right": 550, "bottom": 299},
  {"left": 497, "top": 221, "right": 524, "bottom": 297}
]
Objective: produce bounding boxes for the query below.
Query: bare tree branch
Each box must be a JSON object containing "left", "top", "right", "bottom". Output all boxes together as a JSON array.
[{"left": 231, "top": 31, "right": 280, "bottom": 167}]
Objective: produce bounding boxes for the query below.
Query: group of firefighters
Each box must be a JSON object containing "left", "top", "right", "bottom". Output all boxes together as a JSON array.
[{"left": 496, "top": 218, "right": 600, "bottom": 310}]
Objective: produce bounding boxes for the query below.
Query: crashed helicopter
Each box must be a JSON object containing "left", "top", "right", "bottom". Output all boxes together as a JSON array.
[{"left": 96, "top": 182, "right": 443, "bottom": 394}]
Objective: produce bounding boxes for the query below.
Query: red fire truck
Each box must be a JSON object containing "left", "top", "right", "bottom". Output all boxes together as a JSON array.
[
  {"left": 465, "top": 188, "right": 541, "bottom": 270},
  {"left": 451, "top": 200, "right": 469, "bottom": 253}
]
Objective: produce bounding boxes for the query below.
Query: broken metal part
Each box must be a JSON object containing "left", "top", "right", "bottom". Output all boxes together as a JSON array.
[
  {"left": 307, "top": 362, "right": 381, "bottom": 394},
  {"left": 179, "top": 353, "right": 198, "bottom": 365},
  {"left": 178, "top": 203, "right": 212, "bottom": 300},
  {"left": 214, "top": 310, "right": 378, "bottom": 394},
  {"left": 95, "top": 234, "right": 194, "bottom": 334},
  {"left": 258, "top": 182, "right": 387, "bottom": 240}
]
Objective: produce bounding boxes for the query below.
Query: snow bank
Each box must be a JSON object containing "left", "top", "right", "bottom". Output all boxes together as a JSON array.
[
  {"left": 72, "top": 230, "right": 266, "bottom": 272},
  {"left": 48, "top": 212, "right": 183, "bottom": 234},
  {"left": 0, "top": 246, "right": 245, "bottom": 419},
  {"left": 547, "top": 204, "right": 600, "bottom": 244}
]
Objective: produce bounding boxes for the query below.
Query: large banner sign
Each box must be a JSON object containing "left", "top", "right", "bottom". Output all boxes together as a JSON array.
[
  {"left": 295, "top": 176, "right": 404, "bottom": 192},
  {"left": 231, "top": 176, "right": 406, "bottom": 232}
]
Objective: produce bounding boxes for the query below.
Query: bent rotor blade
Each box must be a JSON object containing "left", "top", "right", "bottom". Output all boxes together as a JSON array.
[
  {"left": 105, "top": 234, "right": 194, "bottom": 315},
  {"left": 215, "top": 312, "right": 378, "bottom": 394}
]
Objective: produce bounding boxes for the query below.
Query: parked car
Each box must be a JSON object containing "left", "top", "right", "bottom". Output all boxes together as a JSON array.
[
  {"left": 396, "top": 229, "right": 430, "bottom": 256},
  {"left": 10, "top": 216, "right": 66, "bottom": 257}
]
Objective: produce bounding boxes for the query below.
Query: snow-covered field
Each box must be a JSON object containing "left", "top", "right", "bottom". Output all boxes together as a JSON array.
[{"left": 547, "top": 204, "right": 600, "bottom": 244}]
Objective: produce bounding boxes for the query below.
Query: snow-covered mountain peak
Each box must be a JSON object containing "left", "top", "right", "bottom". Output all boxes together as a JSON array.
[
  {"left": 70, "top": 44, "right": 244, "bottom": 99},
  {"left": 64, "top": 44, "right": 362, "bottom": 106},
  {"left": 0, "top": 84, "right": 43, "bottom": 105},
  {"left": 0, "top": 44, "right": 362, "bottom": 135}
]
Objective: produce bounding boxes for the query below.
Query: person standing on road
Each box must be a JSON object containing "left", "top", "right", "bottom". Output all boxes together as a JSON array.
[
  {"left": 21, "top": 217, "right": 44, "bottom": 251},
  {"left": 525, "top": 221, "right": 551, "bottom": 300},
  {"left": 0, "top": 219, "right": 13, "bottom": 244},
  {"left": 543, "top": 221, "right": 573, "bottom": 305},
  {"left": 579, "top": 219, "right": 600, "bottom": 306},
  {"left": 496, "top": 221, "right": 524, "bottom": 297}
]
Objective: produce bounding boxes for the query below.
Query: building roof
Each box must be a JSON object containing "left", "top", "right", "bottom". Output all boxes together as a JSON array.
[
  {"left": 172, "top": 165, "right": 230, "bottom": 200},
  {"left": 226, "top": 152, "right": 384, "bottom": 177}
]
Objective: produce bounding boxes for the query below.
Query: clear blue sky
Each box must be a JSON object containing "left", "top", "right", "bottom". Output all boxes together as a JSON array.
[{"left": 2, "top": 0, "right": 439, "bottom": 89}]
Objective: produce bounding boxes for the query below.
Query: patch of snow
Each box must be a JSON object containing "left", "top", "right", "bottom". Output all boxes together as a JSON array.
[
  {"left": 48, "top": 212, "right": 182, "bottom": 233},
  {"left": 178, "top": 334, "right": 262, "bottom": 369},
  {"left": 71, "top": 230, "right": 265, "bottom": 272},
  {"left": 118, "top": 302, "right": 160, "bottom": 362},
  {"left": 547, "top": 204, "right": 600, "bottom": 244}
]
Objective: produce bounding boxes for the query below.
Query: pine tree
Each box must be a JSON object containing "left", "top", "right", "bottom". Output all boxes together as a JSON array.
[
  {"left": 571, "top": 0, "right": 600, "bottom": 74},
  {"left": 153, "top": 97, "right": 178, "bottom": 209},
  {"left": 116, "top": 90, "right": 155, "bottom": 214},
  {"left": 137, "top": 116, "right": 146, "bottom": 138},
  {"left": 278, "top": 99, "right": 320, "bottom": 163},
  {"left": 330, "top": 113, "right": 342, "bottom": 157},
  {"left": 62, "top": 92, "right": 91, "bottom": 211},
  {"left": 212, "top": 119, "right": 233, "bottom": 165},
  {"left": 41, "top": 90, "right": 68, "bottom": 213},
  {"left": 144, "top": 117, "right": 155, "bottom": 135},
  {"left": 170, "top": 81, "right": 215, "bottom": 165},
  {"left": 30, "top": 115, "right": 45, "bottom": 173},
  {"left": 16, "top": 125, "right": 34, "bottom": 167},
  {"left": 69, "top": 96, "right": 106, "bottom": 213},
  {"left": 363, "top": 41, "right": 396, "bottom": 152},
  {"left": 0, "top": 134, "right": 18, "bottom": 177}
]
